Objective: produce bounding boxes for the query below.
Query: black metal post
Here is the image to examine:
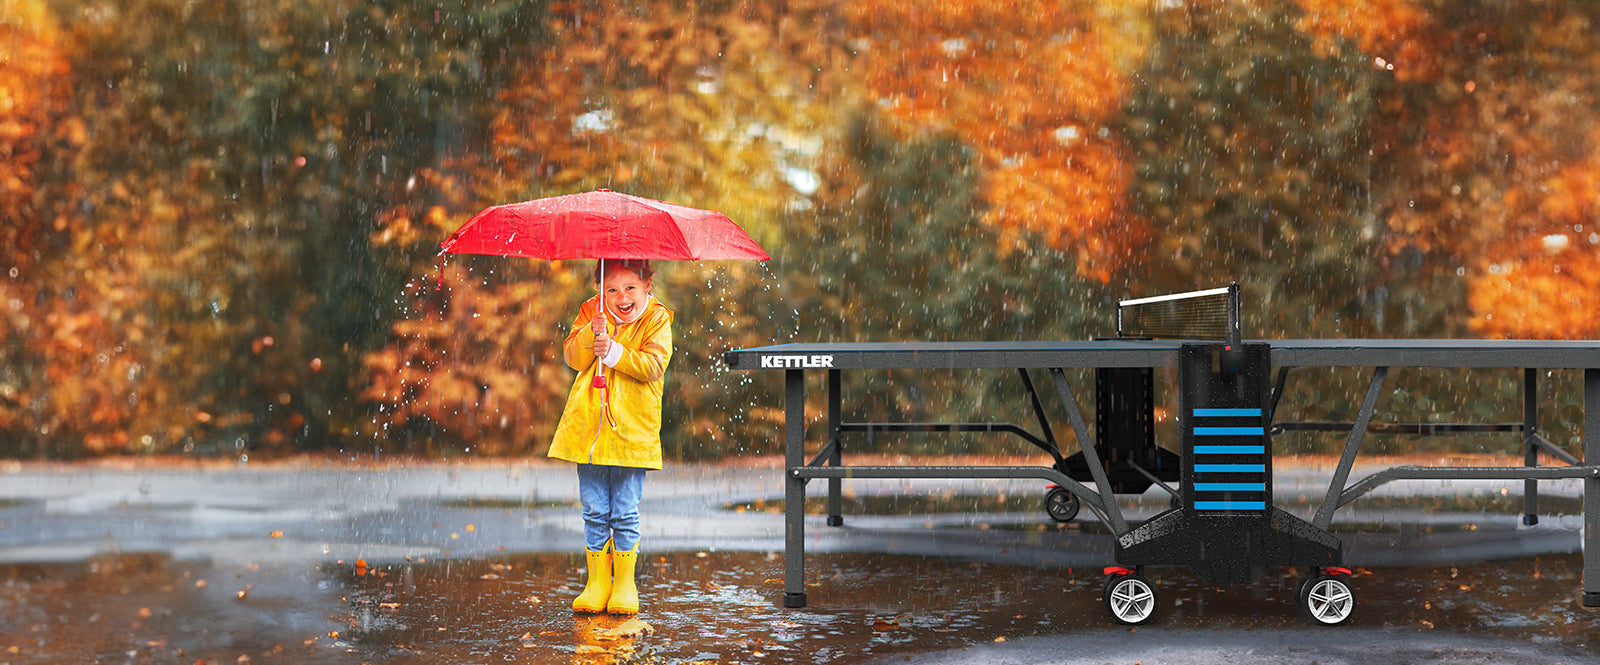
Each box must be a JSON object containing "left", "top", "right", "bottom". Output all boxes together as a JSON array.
[
  {"left": 1523, "top": 368, "right": 1539, "bottom": 526},
  {"left": 784, "top": 369, "right": 808, "bottom": 608},
  {"left": 1584, "top": 369, "right": 1600, "bottom": 608},
  {"left": 827, "top": 369, "right": 844, "bottom": 527}
]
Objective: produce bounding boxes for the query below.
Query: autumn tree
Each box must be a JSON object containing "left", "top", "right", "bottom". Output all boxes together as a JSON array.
[
  {"left": 1124, "top": 1, "right": 1410, "bottom": 340},
  {"left": 1298, "top": 0, "right": 1600, "bottom": 339},
  {"left": 1, "top": 0, "right": 146, "bottom": 457},
  {"left": 365, "top": 0, "right": 853, "bottom": 458},
  {"left": 839, "top": 0, "right": 1152, "bottom": 283}
]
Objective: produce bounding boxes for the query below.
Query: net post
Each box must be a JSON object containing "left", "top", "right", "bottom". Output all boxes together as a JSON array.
[{"left": 1227, "top": 282, "right": 1242, "bottom": 348}]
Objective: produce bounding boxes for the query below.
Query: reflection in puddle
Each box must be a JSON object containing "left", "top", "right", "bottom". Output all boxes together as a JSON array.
[
  {"left": 0, "top": 550, "right": 1594, "bottom": 663},
  {"left": 330, "top": 550, "right": 1600, "bottom": 663}
]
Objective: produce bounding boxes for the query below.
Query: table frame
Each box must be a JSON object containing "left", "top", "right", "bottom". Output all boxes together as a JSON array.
[{"left": 725, "top": 339, "right": 1600, "bottom": 609}]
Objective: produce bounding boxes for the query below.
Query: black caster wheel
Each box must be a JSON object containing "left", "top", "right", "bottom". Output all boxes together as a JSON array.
[
  {"left": 1103, "top": 573, "right": 1157, "bottom": 625},
  {"left": 1298, "top": 573, "right": 1354, "bottom": 626},
  {"left": 1045, "top": 486, "right": 1080, "bottom": 523}
]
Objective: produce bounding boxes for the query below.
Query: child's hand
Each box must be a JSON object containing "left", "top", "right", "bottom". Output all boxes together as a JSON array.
[
  {"left": 590, "top": 307, "right": 607, "bottom": 335},
  {"left": 593, "top": 331, "right": 611, "bottom": 358}
]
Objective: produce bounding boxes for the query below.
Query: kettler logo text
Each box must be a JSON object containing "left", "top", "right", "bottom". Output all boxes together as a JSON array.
[{"left": 761, "top": 354, "right": 834, "bottom": 368}]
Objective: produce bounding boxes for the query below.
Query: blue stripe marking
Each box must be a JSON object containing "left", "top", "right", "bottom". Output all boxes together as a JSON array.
[
  {"left": 1194, "top": 500, "right": 1266, "bottom": 511},
  {"left": 1194, "top": 426, "right": 1265, "bottom": 436},
  {"left": 1193, "top": 408, "right": 1262, "bottom": 418},
  {"left": 1194, "top": 463, "right": 1266, "bottom": 473},
  {"left": 1193, "top": 445, "right": 1265, "bottom": 455},
  {"left": 1194, "top": 482, "right": 1267, "bottom": 491}
]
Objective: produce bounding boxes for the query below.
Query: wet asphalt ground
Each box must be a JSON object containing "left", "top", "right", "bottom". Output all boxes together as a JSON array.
[{"left": 1, "top": 456, "right": 1597, "bottom": 664}]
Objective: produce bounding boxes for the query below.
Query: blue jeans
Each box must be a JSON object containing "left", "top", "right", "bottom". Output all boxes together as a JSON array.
[{"left": 576, "top": 463, "right": 646, "bottom": 552}]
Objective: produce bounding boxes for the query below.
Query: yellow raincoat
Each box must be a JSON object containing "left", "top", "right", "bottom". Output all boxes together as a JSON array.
[{"left": 547, "top": 295, "right": 673, "bottom": 470}]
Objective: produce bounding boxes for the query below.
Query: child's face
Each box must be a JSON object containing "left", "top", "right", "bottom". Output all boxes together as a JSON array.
[{"left": 602, "top": 269, "right": 652, "bottom": 320}]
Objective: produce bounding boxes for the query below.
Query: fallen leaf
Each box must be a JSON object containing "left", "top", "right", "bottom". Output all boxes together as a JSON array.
[
  {"left": 525, "top": 595, "right": 542, "bottom": 605},
  {"left": 595, "top": 618, "right": 654, "bottom": 640},
  {"left": 872, "top": 618, "right": 899, "bottom": 631},
  {"left": 994, "top": 636, "right": 1007, "bottom": 643},
  {"left": 576, "top": 645, "right": 611, "bottom": 655},
  {"left": 379, "top": 603, "right": 401, "bottom": 610},
  {"left": 195, "top": 579, "right": 208, "bottom": 589},
  {"left": 270, "top": 530, "right": 283, "bottom": 539},
  {"left": 236, "top": 585, "right": 252, "bottom": 600},
  {"left": 138, "top": 607, "right": 152, "bottom": 619},
  {"left": 480, "top": 574, "right": 501, "bottom": 580}
]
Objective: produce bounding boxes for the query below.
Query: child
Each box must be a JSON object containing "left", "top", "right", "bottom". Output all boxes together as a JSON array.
[{"left": 547, "top": 259, "right": 673, "bottom": 615}]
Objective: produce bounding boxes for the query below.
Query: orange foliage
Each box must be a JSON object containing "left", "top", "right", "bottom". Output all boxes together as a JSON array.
[
  {"left": 840, "top": 1, "right": 1148, "bottom": 282},
  {"left": 0, "top": 3, "right": 75, "bottom": 248},
  {"left": 1293, "top": 0, "right": 1443, "bottom": 82},
  {"left": 1468, "top": 158, "right": 1600, "bottom": 339},
  {"left": 361, "top": 264, "right": 584, "bottom": 456},
  {"left": 1298, "top": 0, "right": 1600, "bottom": 338}
]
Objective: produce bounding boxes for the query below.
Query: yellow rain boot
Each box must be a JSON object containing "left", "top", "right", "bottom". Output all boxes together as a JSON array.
[
  {"left": 572, "top": 540, "right": 613, "bottom": 613},
  {"left": 607, "top": 542, "right": 640, "bottom": 614}
]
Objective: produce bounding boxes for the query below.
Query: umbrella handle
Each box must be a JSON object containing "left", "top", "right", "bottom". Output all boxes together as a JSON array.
[{"left": 591, "top": 256, "right": 608, "bottom": 389}]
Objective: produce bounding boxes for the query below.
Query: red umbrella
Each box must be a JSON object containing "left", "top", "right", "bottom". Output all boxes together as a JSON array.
[
  {"left": 439, "top": 189, "right": 770, "bottom": 261},
  {"left": 438, "top": 188, "right": 769, "bottom": 396}
]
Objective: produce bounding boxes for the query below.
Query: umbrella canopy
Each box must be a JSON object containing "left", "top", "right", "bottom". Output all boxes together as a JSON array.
[{"left": 439, "top": 189, "right": 770, "bottom": 261}]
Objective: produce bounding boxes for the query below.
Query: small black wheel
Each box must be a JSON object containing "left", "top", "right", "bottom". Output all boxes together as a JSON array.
[
  {"left": 1298, "top": 574, "right": 1354, "bottom": 626},
  {"left": 1103, "top": 574, "right": 1157, "bottom": 625},
  {"left": 1045, "top": 487, "right": 1080, "bottom": 523},
  {"left": 1294, "top": 569, "right": 1317, "bottom": 600}
]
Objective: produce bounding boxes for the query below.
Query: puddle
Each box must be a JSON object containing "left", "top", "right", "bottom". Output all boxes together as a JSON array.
[{"left": 0, "top": 550, "right": 1594, "bottom": 663}]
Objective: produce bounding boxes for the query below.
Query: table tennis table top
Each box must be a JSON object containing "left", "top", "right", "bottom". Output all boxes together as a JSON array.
[{"left": 724, "top": 338, "right": 1600, "bottom": 371}]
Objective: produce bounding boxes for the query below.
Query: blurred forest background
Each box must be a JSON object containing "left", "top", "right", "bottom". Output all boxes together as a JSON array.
[{"left": 4, "top": 0, "right": 1600, "bottom": 461}]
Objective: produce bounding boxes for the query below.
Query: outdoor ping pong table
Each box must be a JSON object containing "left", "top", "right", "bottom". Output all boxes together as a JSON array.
[{"left": 723, "top": 337, "right": 1600, "bottom": 625}]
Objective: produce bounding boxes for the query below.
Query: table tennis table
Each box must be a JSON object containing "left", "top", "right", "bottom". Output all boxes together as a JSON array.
[{"left": 723, "top": 336, "right": 1600, "bottom": 625}]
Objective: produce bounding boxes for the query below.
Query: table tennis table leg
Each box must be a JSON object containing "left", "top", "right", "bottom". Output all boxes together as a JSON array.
[
  {"left": 1523, "top": 369, "right": 1539, "bottom": 526},
  {"left": 827, "top": 369, "right": 844, "bottom": 527},
  {"left": 1313, "top": 366, "right": 1388, "bottom": 531},
  {"left": 1584, "top": 369, "right": 1600, "bottom": 608},
  {"left": 785, "top": 368, "right": 809, "bottom": 608}
]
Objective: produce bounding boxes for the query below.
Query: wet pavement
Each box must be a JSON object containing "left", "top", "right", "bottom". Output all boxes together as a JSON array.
[{"left": 0, "top": 456, "right": 1597, "bottom": 663}]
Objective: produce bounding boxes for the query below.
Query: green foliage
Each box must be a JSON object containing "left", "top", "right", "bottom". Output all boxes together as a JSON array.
[
  {"left": 770, "top": 113, "right": 1108, "bottom": 456},
  {"left": 1125, "top": 2, "right": 1413, "bottom": 339}
]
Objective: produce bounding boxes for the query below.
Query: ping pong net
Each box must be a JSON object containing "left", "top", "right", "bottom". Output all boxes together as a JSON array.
[{"left": 1116, "top": 283, "right": 1240, "bottom": 346}]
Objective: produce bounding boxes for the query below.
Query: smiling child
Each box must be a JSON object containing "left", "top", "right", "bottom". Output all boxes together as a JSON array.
[{"left": 547, "top": 259, "right": 673, "bottom": 615}]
